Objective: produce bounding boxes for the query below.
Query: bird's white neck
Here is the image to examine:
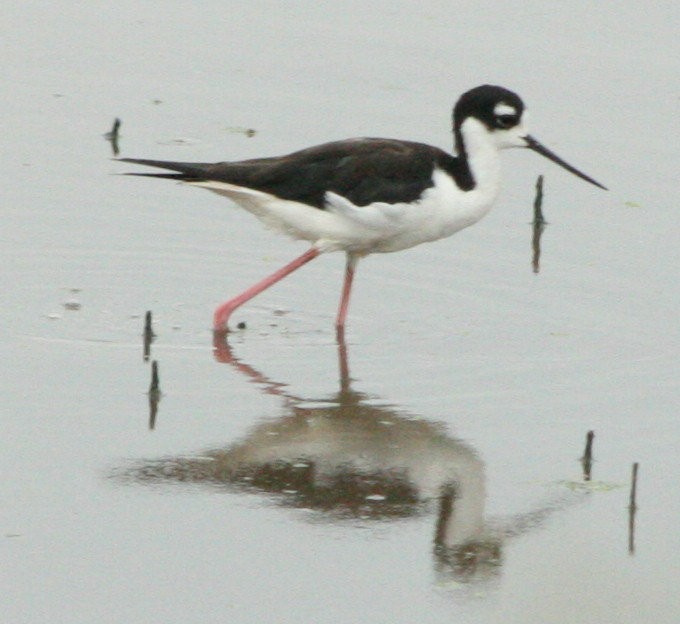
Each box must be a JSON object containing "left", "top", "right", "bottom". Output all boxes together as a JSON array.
[{"left": 458, "top": 117, "right": 503, "bottom": 202}]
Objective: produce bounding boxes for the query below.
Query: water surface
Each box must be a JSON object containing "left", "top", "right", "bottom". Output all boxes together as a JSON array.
[{"left": 3, "top": 2, "right": 679, "bottom": 623}]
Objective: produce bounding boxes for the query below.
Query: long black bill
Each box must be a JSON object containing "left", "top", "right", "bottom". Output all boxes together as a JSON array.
[{"left": 524, "top": 135, "right": 607, "bottom": 190}]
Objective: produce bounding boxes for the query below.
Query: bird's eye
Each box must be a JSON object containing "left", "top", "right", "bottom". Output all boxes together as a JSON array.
[{"left": 495, "top": 114, "right": 516, "bottom": 129}]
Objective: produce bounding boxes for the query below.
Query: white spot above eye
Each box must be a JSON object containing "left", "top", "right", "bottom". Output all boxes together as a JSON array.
[{"left": 493, "top": 103, "right": 516, "bottom": 116}]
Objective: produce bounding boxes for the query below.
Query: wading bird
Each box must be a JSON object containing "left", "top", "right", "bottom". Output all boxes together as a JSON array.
[{"left": 120, "top": 85, "right": 606, "bottom": 336}]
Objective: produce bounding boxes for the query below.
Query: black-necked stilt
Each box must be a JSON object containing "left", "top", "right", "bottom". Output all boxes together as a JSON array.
[{"left": 120, "top": 85, "right": 606, "bottom": 335}]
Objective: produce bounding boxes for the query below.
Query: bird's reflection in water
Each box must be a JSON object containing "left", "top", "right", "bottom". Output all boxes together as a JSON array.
[{"left": 124, "top": 333, "right": 577, "bottom": 585}]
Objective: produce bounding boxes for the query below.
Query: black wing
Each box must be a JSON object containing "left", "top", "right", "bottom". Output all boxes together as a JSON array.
[{"left": 119, "top": 138, "right": 469, "bottom": 209}]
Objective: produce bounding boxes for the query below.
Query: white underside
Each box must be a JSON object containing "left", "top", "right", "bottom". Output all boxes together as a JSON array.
[{"left": 190, "top": 119, "right": 509, "bottom": 256}]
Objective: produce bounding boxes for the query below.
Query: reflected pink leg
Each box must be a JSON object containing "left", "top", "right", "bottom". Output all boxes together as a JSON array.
[
  {"left": 335, "top": 254, "right": 357, "bottom": 339},
  {"left": 213, "top": 247, "right": 320, "bottom": 331}
]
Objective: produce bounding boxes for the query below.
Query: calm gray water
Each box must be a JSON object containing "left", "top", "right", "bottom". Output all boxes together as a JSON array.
[{"left": 3, "top": 2, "right": 679, "bottom": 622}]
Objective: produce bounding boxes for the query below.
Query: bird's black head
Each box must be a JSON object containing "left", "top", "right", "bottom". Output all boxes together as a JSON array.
[{"left": 453, "top": 85, "right": 525, "bottom": 132}]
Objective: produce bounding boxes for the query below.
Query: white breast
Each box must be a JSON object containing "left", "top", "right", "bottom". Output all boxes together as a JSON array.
[{"left": 327, "top": 167, "right": 499, "bottom": 253}]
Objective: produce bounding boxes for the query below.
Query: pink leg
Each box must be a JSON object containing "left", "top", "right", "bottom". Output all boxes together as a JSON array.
[
  {"left": 335, "top": 254, "right": 357, "bottom": 340},
  {"left": 213, "top": 247, "right": 320, "bottom": 331}
]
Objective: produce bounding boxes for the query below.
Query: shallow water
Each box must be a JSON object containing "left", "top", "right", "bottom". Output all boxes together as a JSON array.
[{"left": 3, "top": 2, "right": 680, "bottom": 622}]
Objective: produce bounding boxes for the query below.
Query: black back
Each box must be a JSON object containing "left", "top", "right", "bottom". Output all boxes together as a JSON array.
[{"left": 121, "top": 138, "right": 471, "bottom": 209}]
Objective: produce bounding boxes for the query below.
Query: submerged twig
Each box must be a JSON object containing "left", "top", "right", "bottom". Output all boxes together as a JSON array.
[
  {"left": 104, "top": 117, "right": 121, "bottom": 156},
  {"left": 581, "top": 430, "right": 594, "bottom": 481},
  {"left": 531, "top": 175, "right": 546, "bottom": 273},
  {"left": 143, "top": 310, "right": 155, "bottom": 361},
  {"left": 533, "top": 175, "right": 545, "bottom": 224},
  {"left": 149, "top": 360, "right": 160, "bottom": 393},
  {"left": 628, "top": 462, "right": 639, "bottom": 554},
  {"left": 148, "top": 360, "right": 161, "bottom": 430}
]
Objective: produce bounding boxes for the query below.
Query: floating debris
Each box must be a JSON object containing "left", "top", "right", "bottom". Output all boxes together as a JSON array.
[
  {"left": 63, "top": 299, "right": 81, "bottom": 311},
  {"left": 556, "top": 479, "right": 621, "bottom": 492},
  {"left": 225, "top": 126, "right": 257, "bottom": 137},
  {"left": 156, "top": 138, "right": 199, "bottom": 146}
]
